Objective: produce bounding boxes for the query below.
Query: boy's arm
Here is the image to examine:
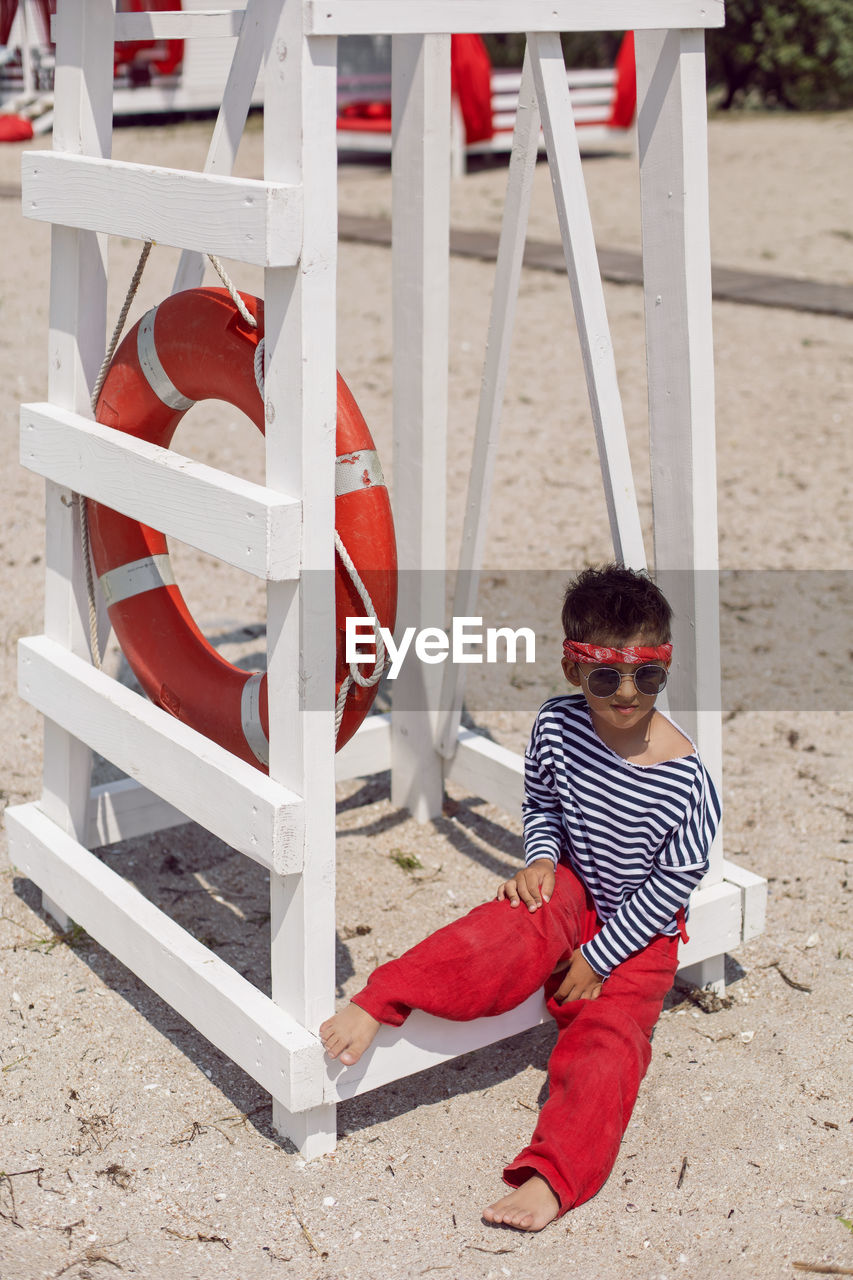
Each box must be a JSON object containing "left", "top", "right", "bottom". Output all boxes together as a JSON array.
[
  {"left": 520, "top": 727, "right": 565, "bottom": 868},
  {"left": 579, "top": 860, "right": 706, "bottom": 978},
  {"left": 498, "top": 721, "right": 565, "bottom": 911}
]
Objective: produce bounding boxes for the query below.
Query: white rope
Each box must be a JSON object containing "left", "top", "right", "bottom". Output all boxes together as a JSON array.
[
  {"left": 333, "top": 530, "right": 390, "bottom": 744},
  {"left": 79, "top": 239, "right": 154, "bottom": 671},
  {"left": 207, "top": 253, "right": 258, "bottom": 328},
  {"left": 254, "top": 337, "right": 265, "bottom": 399},
  {"left": 92, "top": 241, "right": 154, "bottom": 409}
]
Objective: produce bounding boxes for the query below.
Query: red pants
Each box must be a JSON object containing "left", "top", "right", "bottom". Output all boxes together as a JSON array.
[{"left": 351, "top": 864, "right": 680, "bottom": 1213}]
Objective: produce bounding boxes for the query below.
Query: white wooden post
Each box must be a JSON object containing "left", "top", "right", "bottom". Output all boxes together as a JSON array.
[
  {"left": 437, "top": 49, "right": 540, "bottom": 759},
  {"left": 390, "top": 33, "right": 450, "bottom": 821},
  {"left": 636, "top": 29, "right": 724, "bottom": 989},
  {"left": 172, "top": 0, "right": 266, "bottom": 294},
  {"left": 263, "top": 1, "right": 339, "bottom": 1156},
  {"left": 40, "top": 0, "right": 114, "bottom": 930},
  {"left": 529, "top": 31, "right": 645, "bottom": 570}
]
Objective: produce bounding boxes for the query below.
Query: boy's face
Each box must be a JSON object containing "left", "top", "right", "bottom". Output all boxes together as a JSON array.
[{"left": 561, "top": 630, "right": 668, "bottom": 736}]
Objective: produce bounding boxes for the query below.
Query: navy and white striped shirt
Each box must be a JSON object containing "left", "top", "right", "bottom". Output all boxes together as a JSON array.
[{"left": 523, "top": 694, "right": 721, "bottom": 978}]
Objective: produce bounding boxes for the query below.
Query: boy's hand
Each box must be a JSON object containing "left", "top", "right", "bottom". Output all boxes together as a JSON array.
[
  {"left": 553, "top": 950, "right": 603, "bottom": 1003},
  {"left": 497, "top": 858, "right": 556, "bottom": 913}
]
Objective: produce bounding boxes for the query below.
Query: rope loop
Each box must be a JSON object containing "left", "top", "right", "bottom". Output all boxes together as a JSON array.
[
  {"left": 254, "top": 337, "right": 265, "bottom": 400},
  {"left": 334, "top": 530, "right": 390, "bottom": 743},
  {"left": 207, "top": 253, "right": 258, "bottom": 328}
]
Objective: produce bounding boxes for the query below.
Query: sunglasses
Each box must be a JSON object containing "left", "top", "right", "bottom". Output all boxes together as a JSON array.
[{"left": 579, "top": 664, "right": 668, "bottom": 699}]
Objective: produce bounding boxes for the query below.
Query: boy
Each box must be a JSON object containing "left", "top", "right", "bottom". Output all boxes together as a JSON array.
[{"left": 321, "top": 566, "right": 721, "bottom": 1231}]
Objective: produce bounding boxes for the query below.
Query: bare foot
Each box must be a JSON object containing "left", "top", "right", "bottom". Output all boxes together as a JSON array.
[
  {"left": 319, "top": 1003, "right": 380, "bottom": 1066},
  {"left": 482, "top": 1175, "right": 560, "bottom": 1232}
]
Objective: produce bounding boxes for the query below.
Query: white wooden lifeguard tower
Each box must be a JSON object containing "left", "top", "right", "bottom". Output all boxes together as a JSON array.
[{"left": 6, "top": 0, "right": 766, "bottom": 1158}]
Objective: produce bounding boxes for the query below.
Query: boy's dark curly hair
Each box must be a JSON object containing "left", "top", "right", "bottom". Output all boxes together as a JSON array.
[{"left": 561, "top": 565, "right": 672, "bottom": 646}]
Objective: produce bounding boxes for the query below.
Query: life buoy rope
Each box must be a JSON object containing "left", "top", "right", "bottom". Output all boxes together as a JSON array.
[{"left": 87, "top": 286, "right": 397, "bottom": 767}]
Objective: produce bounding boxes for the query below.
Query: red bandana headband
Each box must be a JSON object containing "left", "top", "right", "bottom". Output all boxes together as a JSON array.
[{"left": 562, "top": 640, "right": 673, "bottom": 665}]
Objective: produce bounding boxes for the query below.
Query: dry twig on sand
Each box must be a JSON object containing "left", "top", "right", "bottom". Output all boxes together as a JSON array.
[
  {"left": 762, "top": 960, "right": 813, "bottom": 993},
  {"left": 792, "top": 1265, "right": 853, "bottom": 1276}
]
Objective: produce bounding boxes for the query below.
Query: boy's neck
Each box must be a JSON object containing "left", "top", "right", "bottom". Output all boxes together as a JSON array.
[{"left": 586, "top": 704, "right": 693, "bottom": 765}]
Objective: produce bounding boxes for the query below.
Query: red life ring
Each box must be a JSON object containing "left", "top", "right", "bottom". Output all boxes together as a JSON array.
[{"left": 87, "top": 287, "right": 397, "bottom": 768}]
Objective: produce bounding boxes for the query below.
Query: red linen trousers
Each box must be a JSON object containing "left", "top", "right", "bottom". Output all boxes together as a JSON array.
[{"left": 351, "top": 863, "right": 681, "bottom": 1213}]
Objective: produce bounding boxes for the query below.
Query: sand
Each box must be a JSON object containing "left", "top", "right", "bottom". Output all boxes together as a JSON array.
[{"left": 1, "top": 107, "right": 852, "bottom": 1280}]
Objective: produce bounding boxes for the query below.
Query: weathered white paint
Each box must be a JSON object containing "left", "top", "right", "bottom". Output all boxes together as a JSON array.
[
  {"left": 636, "top": 30, "right": 723, "bottom": 884},
  {"left": 389, "top": 33, "right": 450, "bottom": 822},
  {"left": 39, "top": 0, "right": 116, "bottom": 931},
  {"left": 720, "top": 858, "right": 767, "bottom": 943},
  {"left": 21, "top": 403, "right": 302, "bottom": 581},
  {"left": 438, "top": 51, "right": 539, "bottom": 757},
  {"left": 261, "top": 4, "right": 340, "bottom": 1156},
  {"left": 22, "top": 152, "right": 302, "bottom": 267},
  {"left": 530, "top": 32, "right": 646, "bottom": 569},
  {"left": 18, "top": 636, "right": 303, "bottom": 872},
  {"left": 113, "top": 10, "right": 245, "bottom": 39},
  {"left": 307, "top": 0, "right": 725, "bottom": 35}
]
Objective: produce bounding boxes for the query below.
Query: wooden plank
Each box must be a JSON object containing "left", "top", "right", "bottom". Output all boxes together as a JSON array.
[
  {"left": 635, "top": 31, "right": 723, "bottom": 808},
  {"left": 262, "top": 5, "right": 339, "bottom": 1157},
  {"left": 334, "top": 713, "right": 391, "bottom": 781},
  {"left": 529, "top": 32, "right": 646, "bottom": 570},
  {"left": 307, "top": 0, "right": 725, "bottom": 35},
  {"left": 444, "top": 728, "right": 525, "bottom": 815},
  {"left": 39, "top": 0, "right": 116, "bottom": 932},
  {"left": 18, "top": 635, "right": 303, "bottom": 873},
  {"left": 173, "top": 0, "right": 266, "bottom": 293},
  {"left": 676, "top": 881, "right": 740, "bottom": 970},
  {"left": 678, "top": 954, "right": 725, "bottom": 993},
  {"left": 327, "top": 876, "right": 744, "bottom": 1100},
  {"left": 6, "top": 803, "right": 324, "bottom": 1114},
  {"left": 438, "top": 50, "right": 539, "bottom": 758},
  {"left": 722, "top": 858, "right": 767, "bottom": 943},
  {"left": 113, "top": 10, "right": 245, "bottom": 40},
  {"left": 389, "top": 33, "right": 450, "bottom": 822},
  {"left": 21, "top": 152, "right": 302, "bottom": 267},
  {"left": 21, "top": 403, "right": 302, "bottom": 582},
  {"left": 675, "top": 878, "right": 742, "bottom": 968},
  {"left": 88, "top": 779, "right": 189, "bottom": 847},
  {"left": 328, "top": 994, "right": 548, "bottom": 1100}
]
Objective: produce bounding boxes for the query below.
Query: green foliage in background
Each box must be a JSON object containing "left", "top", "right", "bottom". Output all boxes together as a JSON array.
[
  {"left": 483, "top": 32, "right": 622, "bottom": 72},
  {"left": 706, "top": 0, "right": 853, "bottom": 109}
]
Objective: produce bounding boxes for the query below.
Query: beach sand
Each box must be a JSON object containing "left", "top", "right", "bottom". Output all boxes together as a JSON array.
[{"left": 1, "top": 108, "right": 852, "bottom": 1279}]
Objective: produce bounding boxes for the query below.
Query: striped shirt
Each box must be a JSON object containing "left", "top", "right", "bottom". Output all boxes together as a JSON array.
[{"left": 523, "top": 694, "right": 721, "bottom": 978}]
